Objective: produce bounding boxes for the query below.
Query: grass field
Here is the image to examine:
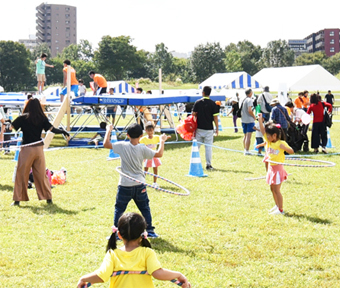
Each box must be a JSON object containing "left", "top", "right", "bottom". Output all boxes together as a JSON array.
[{"left": 1, "top": 115, "right": 340, "bottom": 288}]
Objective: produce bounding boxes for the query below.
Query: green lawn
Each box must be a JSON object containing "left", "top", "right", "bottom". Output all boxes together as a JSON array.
[{"left": 1, "top": 115, "right": 340, "bottom": 287}]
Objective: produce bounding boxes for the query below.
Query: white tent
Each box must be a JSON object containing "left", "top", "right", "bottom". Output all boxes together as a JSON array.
[
  {"left": 253, "top": 65, "right": 340, "bottom": 92},
  {"left": 198, "top": 72, "right": 261, "bottom": 90}
]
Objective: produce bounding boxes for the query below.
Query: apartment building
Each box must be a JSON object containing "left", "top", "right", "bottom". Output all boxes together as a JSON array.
[
  {"left": 36, "top": 3, "right": 77, "bottom": 57},
  {"left": 305, "top": 28, "right": 340, "bottom": 57}
]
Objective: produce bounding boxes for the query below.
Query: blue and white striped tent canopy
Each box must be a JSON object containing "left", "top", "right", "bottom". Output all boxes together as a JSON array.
[
  {"left": 107, "top": 81, "right": 135, "bottom": 94},
  {"left": 199, "top": 72, "right": 261, "bottom": 90}
]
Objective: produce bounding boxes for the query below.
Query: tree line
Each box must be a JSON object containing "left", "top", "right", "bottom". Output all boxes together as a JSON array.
[{"left": 1, "top": 36, "right": 340, "bottom": 92}]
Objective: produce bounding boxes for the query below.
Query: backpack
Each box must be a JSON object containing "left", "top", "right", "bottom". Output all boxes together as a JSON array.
[
  {"left": 322, "top": 102, "right": 332, "bottom": 128},
  {"left": 236, "top": 99, "right": 246, "bottom": 118},
  {"left": 261, "top": 94, "right": 272, "bottom": 113}
]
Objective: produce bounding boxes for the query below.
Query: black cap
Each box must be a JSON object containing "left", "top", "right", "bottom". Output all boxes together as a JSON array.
[{"left": 264, "top": 86, "right": 269, "bottom": 92}]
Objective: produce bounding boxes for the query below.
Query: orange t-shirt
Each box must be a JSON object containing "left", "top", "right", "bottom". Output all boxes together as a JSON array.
[
  {"left": 303, "top": 96, "right": 309, "bottom": 108},
  {"left": 294, "top": 97, "right": 304, "bottom": 109},
  {"left": 94, "top": 74, "right": 107, "bottom": 88},
  {"left": 63, "top": 66, "right": 78, "bottom": 85}
]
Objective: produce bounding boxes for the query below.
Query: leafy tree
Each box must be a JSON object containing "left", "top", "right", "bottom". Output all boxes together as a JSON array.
[
  {"left": 59, "top": 44, "right": 80, "bottom": 61},
  {"left": 190, "top": 42, "right": 226, "bottom": 83},
  {"left": 129, "top": 49, "right": 152, "bottom": 79},
  {"left": 294, "top": 51, "right": 327, "bottom": 66},
  {"left": 79, "top": 39, "right": 94, "bottom": 62},
  {"left": 172, "top": 57, "right": 193, "bottom": 83},
  {"left": 262, "top": 40, "right": 295, "bottom": 68},
  {"left": 30, "top": 42, "right": 52, "bottom": 60},
  {"left": 224, "top": 50, "right": 243, "bottom": 72},
  {"left": 322, "top": 52, "right": 340, "bottom": 75},
  {"left": 225, "top": 40, "right": 263, "bottom": 74},
  {"left": 0, "top": 41, "right": 34, "bottom": 91},
  {"left": 94, "top": 35, "right": 139, "bottom": 80},
  {"left": 149, "top": 43, "right": 174, "bottom": 79}
]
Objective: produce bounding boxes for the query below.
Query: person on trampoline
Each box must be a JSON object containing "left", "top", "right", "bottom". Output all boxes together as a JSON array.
[
  {"left": 103, "top": 123, "right": 170, "bottom": 238},
  {"left": 140, "top": 122, "right": 161, "bottom": 188}
]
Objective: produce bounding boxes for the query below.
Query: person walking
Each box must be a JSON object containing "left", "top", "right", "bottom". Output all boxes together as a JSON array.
[{"left": 257, "top": 86, "right": 273, "bottom": 122}]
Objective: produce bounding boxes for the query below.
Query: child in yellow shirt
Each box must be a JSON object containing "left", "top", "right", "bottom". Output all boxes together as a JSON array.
[
  {"left": 77, "top": 213, "right": 191, "bottom": 288},
  {"left": 140, "top": 122, "right": 161, "bottom": 188},
  {"left": 258, "top": 114, "right": 294, "bottom": 215}
]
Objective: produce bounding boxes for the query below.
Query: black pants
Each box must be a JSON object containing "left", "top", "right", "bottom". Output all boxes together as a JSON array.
[{"left": 311, "top": 122, "right": 327, "bottom": 149}]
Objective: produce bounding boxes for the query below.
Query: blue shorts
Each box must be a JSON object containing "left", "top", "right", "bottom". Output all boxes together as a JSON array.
[
  {"left": 242, "top": 122, "right": 255, "bottom": 134},
  {"left": 106, "top": 107, "right": 116, "bottom": 118},
  {"left": 61, "top": 85, "right": 79, "bottom": 97},
  {"left": 256, "top": 137, "right": 264, "bottom": 145}
]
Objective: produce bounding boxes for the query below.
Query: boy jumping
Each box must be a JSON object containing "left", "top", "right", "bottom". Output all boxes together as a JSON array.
[{"left": 103, "top": 123, "right": 170, "bottom": 238}]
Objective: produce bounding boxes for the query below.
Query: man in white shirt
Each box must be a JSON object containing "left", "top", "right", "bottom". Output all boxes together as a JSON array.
[{"left": 257, "top": 86, "right": 273, "bottom": 122}]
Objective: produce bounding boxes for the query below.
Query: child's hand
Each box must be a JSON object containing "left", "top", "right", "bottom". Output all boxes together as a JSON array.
[
  {"left": 177, "top": 274, "right": 191, "bottom": 288},
  {"left": 160, "top": 133, "right": 171, "bottom": 142},
  {"left": 76, "top": 279, "right": 87, "bottom": 288},
  {"left": 106, "top": 124, "right": 113, "bottom": 132},
  {"left": 258, "top": 113, "right": 262, "bottom": 119}
]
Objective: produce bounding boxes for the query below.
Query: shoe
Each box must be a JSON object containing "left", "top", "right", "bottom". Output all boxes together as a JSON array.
[
  {"left": 11, "top": 201, "right": 20, "bottom": 206},
  {"left": 244, "top": 151, "right": 252, "bottom": 156},
  {"left": 152, "top": 183, "right": 159, "bottom": 188},
  {"left": 269, "top": 208, "right": 284, "bottom": 215},
  {"left": 206, "top": 165, "right": 214, "bottom": 171},
  {"left": 314, "top": 149, "right": 319, "bottom": 154},
  {"left": 269, "top": 205, "right": 278, "bottom": 213},
  {"left": 46, "top": 199, "right": 53, "bottom": 204},
  {"left": 321, "top": 147, "right": 328, "bottom": 154},
  {"left": 147, "top": 231, "right": 159, "bottom": 238}
]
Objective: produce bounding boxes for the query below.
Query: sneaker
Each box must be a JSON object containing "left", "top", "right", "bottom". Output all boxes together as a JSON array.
[
  {"left": 314, "top": 149, "right": 319, "bottom": 154},
  {"left": 269, "top": 205, "right": 278, "bottom": 213},
  {"left": 269, "top": 208, "right": 284, "bottom": 215},
  {"left": 206, "top": 165, "right": 214, "bottom": 171},
  {"left": 244, "top": 151, "right": 252, "bottom": 156},
  {"left": 46, "top": 199, "right": 53, "bottom": 204},
  {"left": 152, "top": 183, "right": 159, "bottom": 188},
  {"left": 147, "top": 231, "right": 159, "bottom": 238},
  {"left": 321, "top": 147, "right": 328, "bottom": 154},
  {"left": 11, "top": 201, "right": 20, "bottom": 206}
]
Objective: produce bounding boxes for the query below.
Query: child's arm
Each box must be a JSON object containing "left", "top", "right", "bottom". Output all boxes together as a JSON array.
[
  {"left": 103, "top": 124, "right": 113, "bottom": 149},
  {"left": 152, "top": 268, "right": 190, "bottom": 288},
  {"left": 154, "top": 134, "right": 171, "bottom": 158},
  {"left": 256, "top": 142, "right": 266, "bottom": 149},
  {"left": 280, "top": 143, "right": 294, "bottom": 154},
  {"left": 258, "top": 113, "right": 266, "bottom": 136},
  {"left": 77, "top": 272, "right": 103, "bottom": 288},
  {"left": 253, "top": 126, "right": 260, "bottom": 132},
  {"left": 90, "top": 133, "right": 99, "bottom": 141}
]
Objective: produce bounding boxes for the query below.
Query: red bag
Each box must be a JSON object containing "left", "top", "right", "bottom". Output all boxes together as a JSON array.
[{"left": 183, "top": 115, "right": 197, "bottom": 132}]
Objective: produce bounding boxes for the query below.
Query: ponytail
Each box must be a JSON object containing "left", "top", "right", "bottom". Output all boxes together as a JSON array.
[
  {"left": 141, "top": 232, "right": 151, "bottom": 248},
  {"left": 106, "top": 232, "right": 117, "bottom": 252}
]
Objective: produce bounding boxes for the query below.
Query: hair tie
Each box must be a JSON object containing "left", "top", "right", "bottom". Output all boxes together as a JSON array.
[
  {"left": 111, "top": 225, "right": 118, "bottom": 233},
  {"left": 141, "top": 231, "right": 148, "bottom": 239},
  {"left": 276, "top": 124, "right": 281, "bottom": 129}
]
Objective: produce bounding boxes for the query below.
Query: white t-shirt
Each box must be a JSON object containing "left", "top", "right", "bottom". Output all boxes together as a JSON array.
[
  {"left": 257, "top": 92, "right": 273, "bottom": 113},
  {"left": 254, "top": 122, "right": 263, "bottom": 138},
  {"left": 294, "top": 108, "right": 306, "bottom": 122}
]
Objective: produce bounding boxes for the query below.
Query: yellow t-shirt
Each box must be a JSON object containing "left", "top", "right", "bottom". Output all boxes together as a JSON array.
[
  {"left": 95, "top": 247, "right": 161, "bottom": 288},
  {"left": 140, "top": 135, "right": 160, "bottom": 151},
  {"left": 263, "top": 134, "right": 291, "bottom": 165},
  {"left": 63, "top": 66, "right": 78, "bottom": 85}
]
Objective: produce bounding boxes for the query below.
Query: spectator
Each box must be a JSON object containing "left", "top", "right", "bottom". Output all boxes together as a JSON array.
[
  {"left": 227, "top": 93, "right": 239, "bottom": 133},
  {"left": 241, "top": 89, "right": 256, "bottom": 155},
  {"left": 257, "top": 86, "right": 273, "bottom": 122},
  {"left": 270, "top": 98, "right": 290, "bottom": 137},
  {"left": 294, "top": 92, "right": 305, "bottom": 109},
  {"left": 325, "top": 90, "right": 334, "bottom": 106},
  {"left": 302, "top": 90, "right": 310, "bottom": 112}
]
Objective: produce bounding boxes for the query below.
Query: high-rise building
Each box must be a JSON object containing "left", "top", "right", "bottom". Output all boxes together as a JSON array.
[
  {"left": 36, "top": 3, "right": 77, "bottom": 57},
  {"left": 19, "top": 34, "right": 38, "bottom": 52},
  {"left": 288, "top": 39, "right": 307, "bottom": 58},
  {"left": 304, "top": 28, "right": 340, "bottom": 57}
]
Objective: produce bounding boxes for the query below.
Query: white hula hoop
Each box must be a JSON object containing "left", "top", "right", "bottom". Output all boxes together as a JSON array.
[
  {"left": 115, "top": 166, "right": 190, "bottom": 196},
  {"left": 265, "top": 158, "right": 335, "bottom": 168}
]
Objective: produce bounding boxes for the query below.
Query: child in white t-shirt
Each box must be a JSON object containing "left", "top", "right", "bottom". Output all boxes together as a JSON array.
[{"left": 253, "top": 120, "right": 264, "bottom": 155}]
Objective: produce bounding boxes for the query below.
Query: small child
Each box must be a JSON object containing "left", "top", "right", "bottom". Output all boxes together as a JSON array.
[
  {"left": 77, "top": 212, "right": 190, "bottom": 288},
  {"left": 140, "top": 122, "right": 161, "bottom": 188},
  {"left": 3, "top": 120, "right": 12, "bottom": 154},
  {"left": 258, "top": 113, "right": 294, "bottom": 215},
  {"left": 89, "top": 122, "right": 106, "bottom": 148},
  {"left": 253, "top": 119, "right": 264, "bottom": 156},
  {"left": 103, "top": 123, "right": 170, "bottom": 238},
  {"left": 78, "top": 79, "right": 87, "bottom": 96}
]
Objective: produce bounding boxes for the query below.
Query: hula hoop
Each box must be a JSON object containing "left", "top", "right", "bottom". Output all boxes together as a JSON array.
[
  {"left": 116, "top": 166, "right": 190, "bottom": 196},
  {"left": 84, "top": 270, "right": 184, "bottom": 287},
  {"left": 245, "top": 173, "right": 293, "bottom": 181},
  {"left": 265, "top": 158, "right": 335, "bottom": 168}
]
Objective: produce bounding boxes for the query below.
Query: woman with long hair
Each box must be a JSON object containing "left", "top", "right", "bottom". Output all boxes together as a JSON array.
[{"left": 11, "top": 98, "right": 70, "bottom": 206}]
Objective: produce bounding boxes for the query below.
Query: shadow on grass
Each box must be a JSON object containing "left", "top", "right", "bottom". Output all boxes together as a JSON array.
[
  {"left": 151, "top": 237, "right": 196, "bottom": 256},
  {"left": 0, "top": 184, "right": 13, "bottom": 191},
  {"left": 214, "top": 135, "right": 243, "bottom": 142},
  {"left": 210, "top": 168, "right": 252, "bottom": 174},
  {"left": 285, "top": 212, "right": 331, "bottom": 224},
  {"left": 20, "top": 203, "right": 79, "bottom": 215}
]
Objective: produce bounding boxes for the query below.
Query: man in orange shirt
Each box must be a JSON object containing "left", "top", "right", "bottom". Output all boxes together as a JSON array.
[
  {"left": 60, "top": 59, "right": 79, "bottom": 102},
  {"left": 294, "top": 92, "right": 305, "bottom": 109},
  {"left": 88, "top": 71, "right": 108, "bottom": 95},
  {"left": 302, "top": 90, "right": 310, "bottom": 112}
]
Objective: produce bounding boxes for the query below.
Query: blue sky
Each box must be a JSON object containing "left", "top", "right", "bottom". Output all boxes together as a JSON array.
[{"left": 1, "top": 0, "right": 339, "bottom": 54}]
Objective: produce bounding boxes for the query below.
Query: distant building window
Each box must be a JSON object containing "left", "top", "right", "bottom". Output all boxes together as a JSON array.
[
  {"left": 330, "top": 47, "right": 335, "bottom": 52},
  {"left": 330, "top": 31, "right": 334, "bottom": 36},
  {"left": 330, "top": 39, "right": 334, "bottom": 44},
  {"left": 56, "top": 47, "right": 59, "bottom": 50}
]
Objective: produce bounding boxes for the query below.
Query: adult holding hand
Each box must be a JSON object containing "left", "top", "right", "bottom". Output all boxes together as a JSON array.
[{"left": 11, "top": 98, "right": 70, "bottom": 206}]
